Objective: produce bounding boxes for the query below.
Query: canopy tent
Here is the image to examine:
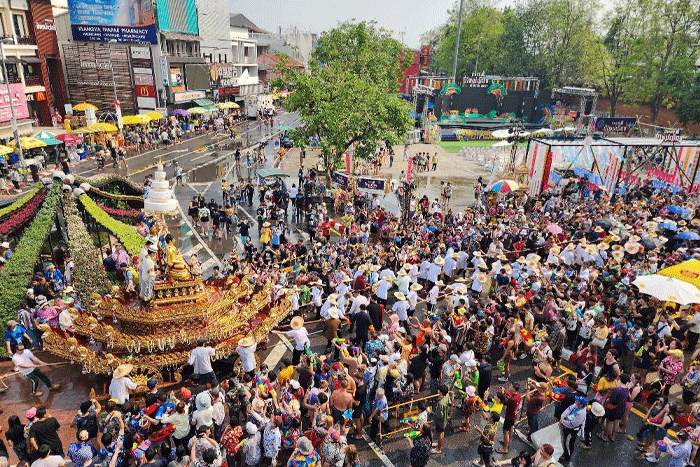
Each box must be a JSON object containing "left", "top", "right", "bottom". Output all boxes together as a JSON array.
[
  {"left": 146, "top": 112, "right": 164, "bottom": 120},
  {"left": 122, "top": 115, "right": 151, "bottom": 125},
  {"left": 72, "top": 127, "right": 95, "bottom": 134},
  {"left": 11, "top": 137, "right": 46, "bottom": 149},
  {"left": 88, "top": 122, "right": 118, "bottom": 132},
  {"left": 33, "top": 131, "right": 56, "bottom": 140},
  {"left": 218, "top": 102, "right": 240, "bottom": 110},
  {"left": 0, "top": 145, "right": 14, "bottom": 155},
  {"left": 72, "top": 103, "right": 97, "bottom": 111},
  {"left": 525, "top": 137, "right": 700, "bottom": 197},
  {"left": 658, "top": 259, "right": 700, "bottom": 291}
]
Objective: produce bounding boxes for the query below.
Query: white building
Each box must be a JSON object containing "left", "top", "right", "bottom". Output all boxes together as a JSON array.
[
  {"left": 227, "top": 13, "right": 262, "bottom": 100},
  {"left": 197, "top": 0, "right": 230, "bottom": 63}
]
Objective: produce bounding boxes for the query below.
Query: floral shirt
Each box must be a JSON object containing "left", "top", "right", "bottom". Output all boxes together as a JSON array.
[
  {"left": 482, "top": 421, "right": 498, "bottom": 446},
  {"left": 661, "top": 356, "right": 684, "bottom": 386},
  {"left": 263, "top": 424, "right": 281, "bottom": 458},
  {"left": 320, "top": 441, "right": 345, "bottom": 467},
  {"left": 68, "top": 441, "right": 97, "bottom": 467},
  {"left": 221, "top": 426, "right": 244, "bottom": 456},
  {"left": 287, "top": 451, "right": 320, "bottom": 467},
  {"left": 409, "top": 435, "right": 432, "bottom": 467},
  {"left": 242, "top": 431, "right": 262, "bottom": 466}
]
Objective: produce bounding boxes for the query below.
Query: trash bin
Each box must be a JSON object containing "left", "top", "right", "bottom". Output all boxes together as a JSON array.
[{"left": 29, "top": 164, "right": 40, "bottom": 182}]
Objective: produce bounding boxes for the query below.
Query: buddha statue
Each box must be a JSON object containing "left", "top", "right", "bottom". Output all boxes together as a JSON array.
[{"left": 164, "top": 233, "right": 191, "bottom": 281}]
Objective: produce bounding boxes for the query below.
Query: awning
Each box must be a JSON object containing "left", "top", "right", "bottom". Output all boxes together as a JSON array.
[
  {"left": 21, "top": 56, "right": 43, "bottom": 64},
  {"left": 193, "top": 98, "right": 214, "bottom": 106},
  {"left": 160, "top": 31, "right": 202, "bottom": 41}
]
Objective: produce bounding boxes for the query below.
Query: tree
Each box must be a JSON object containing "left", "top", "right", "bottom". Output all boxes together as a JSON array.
[
  {"left": 279, "top": 21, "right": 412, "bottom": 183},
  {"left": 676, "top": 79, "right": 700, "bottom": 126}
]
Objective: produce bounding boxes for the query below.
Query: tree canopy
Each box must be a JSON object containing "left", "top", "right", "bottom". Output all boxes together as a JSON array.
[{"left": 279, "top": 21, "right": 412, "bottom": 177}]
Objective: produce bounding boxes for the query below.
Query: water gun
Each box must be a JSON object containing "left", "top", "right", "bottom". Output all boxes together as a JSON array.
[
  {"left": 648, "top": 417, "right": 662, "bottom": 425},
  {"left": 488, "top": 400, "right": 504, "bottom": 413},
  {"left": 255, "top": 373, "right": 266, "bottom": 393},
  {"left": 236, "top": 438, "right": 247, "bottom": 449},
  {"left": 550, "top": 376, "right": 567, "bottom": 388},
  {"left": 334, "top": 338, "right": 346, "bottom": 344},
  {"left": 404, "top": 431, "right": 420, "bottom": 439},
  {"left": 519, "top": 327, "right": 534, "bottom": 345},
  {"left": 343, "top": 409, "right": 353, "bottom": 421},
  {"left": 454, "top": 368, "right": 463, "bottom": 390},
  {"left": 474, "top": 396, "right": 487, "bottom": 409},
  {"left": 400, "top": 415, "right": 418, "bottom": 424}
]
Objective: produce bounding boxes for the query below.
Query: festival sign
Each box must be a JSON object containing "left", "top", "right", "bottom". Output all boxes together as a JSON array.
[
  {"left": 594, "top": 117, "right": 637, "bottom": 135},
  {"left": 209, "top": 64, "right": 239, "bottom": 89},
  {"left": 331, "top": 171, "right": 349, "bottom": 188},
  {"left": 357, "top": 176, "right": 385, "bottom": 194}
]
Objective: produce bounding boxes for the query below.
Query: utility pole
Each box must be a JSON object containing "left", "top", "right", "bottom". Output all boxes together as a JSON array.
[
  {"left": 474, "top": 35, "right": 482, "bottom": 74},
  {"left": 451, "top": 0, "right": 465, "bottom": 84}
]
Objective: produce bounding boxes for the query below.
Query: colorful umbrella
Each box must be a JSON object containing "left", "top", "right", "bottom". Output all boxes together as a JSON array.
[
  {"left": 546, "top": 224, "right": 563, "bottom": 235},
  {"left": 72, "top": 103, "right": 97, "bottom": 111},
  {"left": 170, "top": 109, "right": 190, "bottom": 117},
  {"left": 33, "top": 131, "right": 57, "bottom": 140},
  {"left": 121, "top": 115, "right": 151, "bottom": 125},
  {"left": 218, "top": 102, "right": 240, "bottom": 109},
  {"left": 71, "top": 127, "right": 95, "bottom": 134},
  {"left": 188, "top": 107, "right": 208, "bottom": 114},
  {"left": 487, "top": 179, "right": 519, "bottom": 193},
  {"left": 55, "top": 133, "right": 81, "bottom": 143},
  {"left": 0, "top": 145, "right": 14, "bottom": 155},
  {"left": 276, "top": 125, "right": 294, "bottom": 132},
  {"left": 36, "top": 137, "right": 62, "bottom": 146},
  {"left": 10, "top": 137, "right": 46, "bottom": 149},
  {"left": 88, "top": 122, "right": 118, "bottom": 132},
  {"left": 146, "top": 112, "right": 164, "bottom": 120},
  {"left": 677, "top": 231, "right": 700, "bottom": 240},
  {"left": 632, "top": 274, "right": 700, "bottom": 305}
]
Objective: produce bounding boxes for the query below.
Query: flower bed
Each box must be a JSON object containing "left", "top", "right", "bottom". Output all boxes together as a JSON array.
[
  {"left": 0, "top": 188, "right": 48, "bottom": 237},
  {"left": 0, "top": 182, "right": 61, "bottom": 347},
  {"left": 0, "top": 185, "right": 42, "bottom": 219},
  {"left": 78, "top": 193, "right": 146, "bottom": 256},
  {"left": 75, "top": 174, "right": 144, "bottom": 195},
  {"left": 97, "top": 203, "right": 143, "bottom": 221},
  {"left": 65, "top": 199, "right": 110, "bottom": 307}
]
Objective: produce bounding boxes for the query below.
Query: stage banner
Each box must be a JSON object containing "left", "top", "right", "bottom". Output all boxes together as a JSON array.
[
  {"left": 673, "top": 147, "right": 700, "bottom": 187},
  {"left": 357, "top": 176, "right": 385, "bottom": 194},
  {"left": 68, "top": 0, "right": 158, "bottom": 44},
  {"left": 594, "top": 117, "right": 637, "bottom": 135},
  {"left": 331, "top": 171, "right": 349, "bottom": 188},
  {"left": 345, "top": 152, "right": 351, "bottom": 175},
  {"left": 529, "top": 142, "right": 549, "bottom": 196}
]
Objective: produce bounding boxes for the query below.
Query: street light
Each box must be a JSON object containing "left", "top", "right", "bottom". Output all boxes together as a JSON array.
[
  {"left": 0, "top": 37, "right": 23, "bottom": 167},
  {"left": 107, "top": 39, "right": 123, "bottom": 131}
]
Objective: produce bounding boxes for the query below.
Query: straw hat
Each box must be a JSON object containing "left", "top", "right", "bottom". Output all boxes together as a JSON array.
[
  {"left": 497, "top": 254, "right": 508, "bottom": 261},
  {"left": 238, "top": 336, "right": 255, "bottom": 347},
  {"left": 394, "top": 292, "right": 406, "bottom": 301},
  {"left": 597, "top": 242, "right": 609, "bottom": 250},
  {"left": 313, "top": 280, "right": 323, "bottom": 286},
  {"left": 527, "top": 259, "right": 539, "bottom": 269},
  {"left": 113, "top": 363, "right": 133, "bottom": 379},
  {"left": 530, "top": 254, "right": 542, "bottom": 263},
  {"left": 435, "top": 280, "right": 444, "bottom": 286},
  {"left": 610, "top": 234, "right": 621, "bottom": 242},
  {"left": 565, "top": 243, "right": 576, "bottom": 251},
  {"left": 0, "top": 242, "right": 9, "bottom": 249},
  {"left": 369, "top": 265, "right": 380, "bottom": 272},
  {"left": 549, "top": 245, "right": 561, "bottom": 255},
  {"left": 476, "top": 272, "right": 489, "bottom": 283},
  {"left": 410, "top": 283, "right": 423, "bottom": 291},
  {"left": 679, "top": 220, "right": 688, "bottom": 227},
  {"left": 342, "top": 275, "right": 352, "bottom": 282},
  {"left": 328, "top": 307, "right": 340, "bottom": 319},
  {"left": 252, "top": 398, "right": 265, "bottom": 412},
  {"left": 692, "top": 218, "right": 700, "bottom": 227},
  {"left": 358, "top": 264, "right": 368, "bottom": 273},
  {"left": 36, "top": 295, "right": 48, "bottom": 307},
  {"left": 590, "top": 402, "right": 605, "bottom": 417},
  {"left": 290, "top": 316, "right": 304, "bottom": 330},
  {"left": 594, "top": 226, "right": 604, "bottom": 233},
  {"left": 382, "top": 275, "right": 393, "bottom": 282},
  {"left": 611, "top": 244, "right": 624, "bottom": 252},
  {"left": 623, "top": 224, "right": 633, "bottom": 230},
  {"left": 658, "top": 235, "right": 669, "bottom": 244},
  {"left": 263, "top": 221, "right": 271, "bottom": 227},
  {"left": 451, "top": 253, "right": 460, "bottom": 259},
  {"left": 517, "top": 256, "right": 527, "bottom": 263},
  {"left": 473, "top": 251, "right": 482, "bottom": 257},
  {"left": 611, "top": 250, "right": 624, "bottom": 261},
  {"left": 585, "top": 245, "right": 597, "bottom": 255},
  {"left": 457, "top": 285, "right": 468, "bottom": 295},
  {"left": 504, "top": 265, "right": 513, "bottom": 274},
  {"left": 624, "top": 242, "right": 640, "bottom": 255},
  {"left": 629, "top": 235, "right": 641, "bottom": 243},
  {"left": 398, "top": 269, "right": 407, "bottom": 276},
  {"left": 435, "top": 257, "right": 445, "bottom": 266},
  {"left": 454, "top": 277, "right": 467, "bottom": 283}
]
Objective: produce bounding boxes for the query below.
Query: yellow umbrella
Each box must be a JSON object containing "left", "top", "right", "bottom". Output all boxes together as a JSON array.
[
  {"left": 89, "top": 122, "right": 118, "bottom": 132},
  {"left": 10, "top": 137, "right": 46, "bottom": 149},
  {"left": 121, "top": 115, "right": 151, "bottom": 125},
  {"left": 659, "top": 259, "right": 700, "bottom": 290},
  {"left": 146, "top": 112, "right": 164, "bottom": 120},
  {"left": 0, "top": 144, "right": 14, "bottom": 155},
  {"left": 188, "top": 107, "right": 207, "bottom": 115},
  {"left": 72, "top": 103, "right": 98, "bottom": 112},
  {"left": 218, "top": 102, "right": 240, "bottom": 109},
  {"left": 72, "top": 127, "right": 95, "bottom": 134}
]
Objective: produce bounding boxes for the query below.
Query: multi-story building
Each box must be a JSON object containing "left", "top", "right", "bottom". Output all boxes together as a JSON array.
[{"left": 217, "top": 13, "right": 262, "bottom": 104}]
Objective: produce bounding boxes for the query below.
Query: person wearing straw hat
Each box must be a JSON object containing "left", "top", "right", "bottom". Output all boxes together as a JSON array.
[
  {"left": 236, "top": 337, "right": 257, "bottom": 376},
  {"left": 392, "top": 292, "right": 409, "bottom": 331},
  {"left": 471, "top": 270, "right": 489, "bottom": 295},
  {"left": 281, "top": 316, "right": 309, "bottom": 365},
  {"left": 108, "top": 363, "right": 136, "bottom": 404},
  {"left": 288, "top": 436, "right": 319, "bottom": 467},
  {"left": 375, "top": 274, "right": 393, "bottom": 306},
  {"left": 180, "top": 337, "right": 217, "bottom": 387},
  {"left": 427, "top": 257, "right": 443, "bottom": 289}
]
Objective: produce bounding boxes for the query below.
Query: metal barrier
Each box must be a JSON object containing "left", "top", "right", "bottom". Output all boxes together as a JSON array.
[{"left": 382, "top": 393, "right": 440, "bottom": 438}]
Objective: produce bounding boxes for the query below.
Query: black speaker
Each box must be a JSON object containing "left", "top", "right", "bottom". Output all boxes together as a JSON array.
[{"left": 584, "top": 99, "right": 593, "bottom": 115}]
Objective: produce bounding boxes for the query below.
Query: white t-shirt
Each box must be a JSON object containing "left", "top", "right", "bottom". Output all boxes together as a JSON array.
[
  {"left": 109, "top": 376, "right": 138, "bottom": 404},
  {"left": 192, "top": 406, "right": 214, "bottom": 429},
  {"left": 12, "top": 349, "right": 36, "bottom": 375},
  {"left": 189, "top": 346, "right": 216, "bottom": 374},
  {"left": 31, "top": 455, "right": 66, "bottom": 467},
  {"left": 237, "top": 344, "right": 257, "bottom": 372},
  {"left": 286, "top": 328, "right": 310, "bottom": 351}
]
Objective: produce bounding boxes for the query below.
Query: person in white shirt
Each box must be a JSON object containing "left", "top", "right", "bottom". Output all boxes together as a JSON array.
[
  {"left": 311, "top": 281, "right": 323, "bottom": 318},
  {"left": 392, "top": 292, "right": 409, "bottom": 329},
  {"left": 181, "top": 338, "right": 217, "bottom": 387},
  {"left": 375, "top": 276, "right": 392, "bottom": 306},
  {"left": 236, "top": 336, "right": 257, "bottom": 375},
  {"left": 12, "top": 343, "right": 58, "bottom": 397},
  {"left": 426, "top": 281, "right": 442, "bottom": 314},
  {"left": 108, "top": 363, "right": 138, "bottom": 404},
  {"left": 396, "top": 270, "right": 410, "bottom": 295},
  {"left": 443, "top": 254, "right": 458, "bottom": 278},
  {"left": 31, "top": 445, "right": 66, "bottom": 467},
  {"left": 560, "top": 244, "right": 575, "bottom": 266},
  {"left": 419, "top": 260, "right": 430, "bottom": 281},
  {"left": 279, "top": 316, "right": 310, "bottom": 364},
  {"left": 407, "top": 283, "right": 421, "bottom": 316},
  {"left": 427, "top": 258, "right": 443, "bottom": 287}
]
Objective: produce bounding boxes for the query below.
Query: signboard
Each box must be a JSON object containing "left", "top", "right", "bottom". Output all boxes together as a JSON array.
[
  {"left": 160, "top": 56, "right": 168, "bottom": 86},
  {"left": 357, "top": 176, "right": 385, "bottom": 194},
  {"left": 137, "top": 97, "right": 156, "bottom": 109},
  {"left": 68, "top": 0, "right": 157, "bottom": 44},
  {"left": 655, "top": 128, "right": 682, "bottom": 144},
  {"left": 0, "top": 83, "right": 29, "bottom": 123},
  {"left": 135, "top": 85, "right": 155, "bottom": 97},
  {"left": 35, "top": 20, "right": 56, "bottom": 31},
  {"left": 173, "top": 90, "right": 205, "bottom": 103},
  {"left": 594, "top": 117, "right": 637, "bottom": 135},
  {"left": 170, "top": 68, "right": 184, "bottom": 92},
  {"left": 463, "top": 72, "right": 488, "bottom": 88},
  {"left": 134, "top": 74, "right": 154, "bottom": 86},
  {"left": 331, "top": 171, "right": 349, "bottom": 188},
  {"left": 345, "top": 152, "right": 351, "bottom": 175},
  {"left": 130, "top": 46, "right": 150, "bottom": 60},
  {"left": 209, "top": 64, "right": 238, "bottom": 89},
  {"left": 407, "top": 156, "right": 413, "bottom": 181}
]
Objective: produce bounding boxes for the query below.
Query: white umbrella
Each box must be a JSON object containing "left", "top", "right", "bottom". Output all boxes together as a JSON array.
[
  {"left": 491, "top": 129, "right": 511, "bottom": 139},
  {"left": 492, "top": 140, "right": 510, "bottom": 148},
  {"left": 632, "top": 274, "right": 700, "bottom": 305}
]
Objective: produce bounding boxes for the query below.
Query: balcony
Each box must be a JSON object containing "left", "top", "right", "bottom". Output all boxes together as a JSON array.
[
  {"left": 16, "top": 36, "right": 35, "bottom": 45},
  {"left": 24, "top": 74, "right": 43, "bottom": 87}
]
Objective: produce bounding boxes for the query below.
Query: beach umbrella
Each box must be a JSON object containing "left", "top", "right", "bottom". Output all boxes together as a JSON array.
[
  {"left": 121, "top": 115, "right": 151, "bottom": 125},
  {"left": 667, "top": 206, "right": 688, "bottom": 215},
  {"left": 170, "top": 109, "right": 190, "bottom": 117},
  {"left": 594, "top": 219, "right": 615, "bottom": 229},
  {"left": 677, "top": 231, "right": 700, "bottom": 241},
  {"left": 188, "top": 107, "right": 207, "bottom": 114},
  {"left": 491, "top": 129, "right": 511, "bottom": 139},
  {"left": 55, "top": 133, "right": 81, "bottom": 143},
  {"left": 218, "top": 102, "right": 240, "bottom": 110},
  {"left": 33, "top": 131, "right": 57, "bottom": 140},
  {"left": 0, "top": 145, "right": 14, "bottom": 155},
  {"left": 546, "top": 224, "right": 564, "bottom": 235},
  {"left": 276, "top": 125, "right": 294, "bottom": 132},
  {"left": 659, "top": 222, "right": 679, "bottom": 231},
  {"left": 88, "top": 122, "right": 118, "bottom": 132},
  {"left": 632, "top": 274, "right": 700, "bottom": 305},
  {"left": 487, "top": 179, "right": 519, "bottom": 193},
  {"left": 72, "top": 103, "right": 97, "bottom": 111},
  {"left": 10, "top": 137, "right": 46, "bottom": 149},
  {"left": 71, "top": 127, "right": 95, "bottom": 134},
  {"left": 35, "top": 137, "right": 62, "bottom": 146},
  {"left": 146, "top": 111, "right": 164, "bottom": 120}
]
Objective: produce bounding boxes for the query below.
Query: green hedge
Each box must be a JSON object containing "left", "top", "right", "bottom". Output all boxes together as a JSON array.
[
  {"left": 0, "top": 182, "right": 61, "bottom": 353},
  {"left": 0, "top": 185, "right": 42, "bottom": 219},
  {"left": 78, "top": 193, "right": 146, "bottom": 256}
]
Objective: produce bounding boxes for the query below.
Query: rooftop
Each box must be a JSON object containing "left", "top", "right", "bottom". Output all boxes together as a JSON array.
[{"left": 229, "top": 13, "right": 264, "bottom": 33}]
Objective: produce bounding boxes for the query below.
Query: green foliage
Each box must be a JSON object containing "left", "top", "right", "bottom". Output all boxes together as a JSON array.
[
  {"left": 677, "top": 80, "right": 700, "bottom": 126},
  {"left": 0, "top": 185, "right": 42, "bottom": 219},
  {"left": 0, "top": 182, "right": 61, "bottom": 346},
  {"left": 78, "top": 193, "right": 146, "bottom": 256},
  {"left": 279, "top": 21, "right": 412, "bottom": 175}
]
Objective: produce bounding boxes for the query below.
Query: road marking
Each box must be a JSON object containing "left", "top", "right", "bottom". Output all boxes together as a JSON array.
[
  {"left": 200, "top": 257, "right": 217, "bottom": 272},
  {"left": 191, "top": 152, "right": 216, "bottom": 163},
  {"left": 181, "top": 243, "right": 203, "bottom": 258},
  {"left": 361, "top": 431, "right": 395, "bottom": 467},
  {"left": 263, "top": 334, "right": 293, "bottom": 369},
  {"left": 174, "top": 197, "right": 222, "bottom": 270}
]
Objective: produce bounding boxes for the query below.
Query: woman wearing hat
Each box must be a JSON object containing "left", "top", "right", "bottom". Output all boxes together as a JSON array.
[
  {"left": 108, "top": 364, "right": 137, "bottom": 405},
  {"left": 287, "top": 436, "right": 320, "bottom": 467},
  {"left": 278, "top": 316, "right": 310, "bottom": 365},
  {"left": 5, "top": 319, "right": 32, "bottom": 354}
]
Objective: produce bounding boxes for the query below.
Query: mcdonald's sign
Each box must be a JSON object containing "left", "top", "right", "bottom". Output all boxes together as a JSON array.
[{"left": 135, "top": 85, "right": 155, "bottom": 98}]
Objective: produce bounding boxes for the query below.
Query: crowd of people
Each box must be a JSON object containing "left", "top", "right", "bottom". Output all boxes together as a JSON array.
[{"left": 7, "top": 137, "right": 700, "bottom": 467}]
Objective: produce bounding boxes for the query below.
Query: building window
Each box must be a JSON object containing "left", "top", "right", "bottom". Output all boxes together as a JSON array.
[
  {"left": 12, "top": 13, "right": 25, "bottom": 37},
  {"left": 0, "top": 13, "right": 6, "bottom": 37},
  {"left": 244, "top": 47, "right": 249, "bottom": 57},
  {"left": 224, "top": 53, "right": 227, "bottom": 63}
]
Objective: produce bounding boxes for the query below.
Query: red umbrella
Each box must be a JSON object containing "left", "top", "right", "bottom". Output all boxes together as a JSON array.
[
  {"left": 55, "top": 133, "right": 81, "bottom": 143},
  {"left": 546, "top": 224, "right": 563, "bottom": 235}
]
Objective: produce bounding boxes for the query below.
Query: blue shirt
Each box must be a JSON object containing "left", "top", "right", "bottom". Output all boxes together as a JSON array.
[{"left": 5, "top": 325, "right": 27, "bottom": 343}]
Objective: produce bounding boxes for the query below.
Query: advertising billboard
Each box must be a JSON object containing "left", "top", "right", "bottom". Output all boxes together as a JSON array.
[
  {"left": 0, "top": 83, "right": 29, "bottom": 123},
  {"left": 68, "top": 0, "right": 158, "bottom": 44}
]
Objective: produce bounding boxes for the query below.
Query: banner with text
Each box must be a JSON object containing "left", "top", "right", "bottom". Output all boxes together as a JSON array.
[
  {"left": 68, "top": 0, "right": 158, "bottom": 44},
  {"left": 331, "top": 171, "right": 349, "bottom": 188},
  {"left": 357, "top": 177, "right": 385, "bottom": 194}
]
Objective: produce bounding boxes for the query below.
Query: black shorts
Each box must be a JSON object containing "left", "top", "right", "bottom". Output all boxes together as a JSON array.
[
  {"left": 503, "top": 419, "right": 515, "bottom": 431},
  {"left": 434, "top": 422, "right": 445, "bottom": 434},
  {"left": 201, "top": 217, "right": 209, "bottom": 222}
]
